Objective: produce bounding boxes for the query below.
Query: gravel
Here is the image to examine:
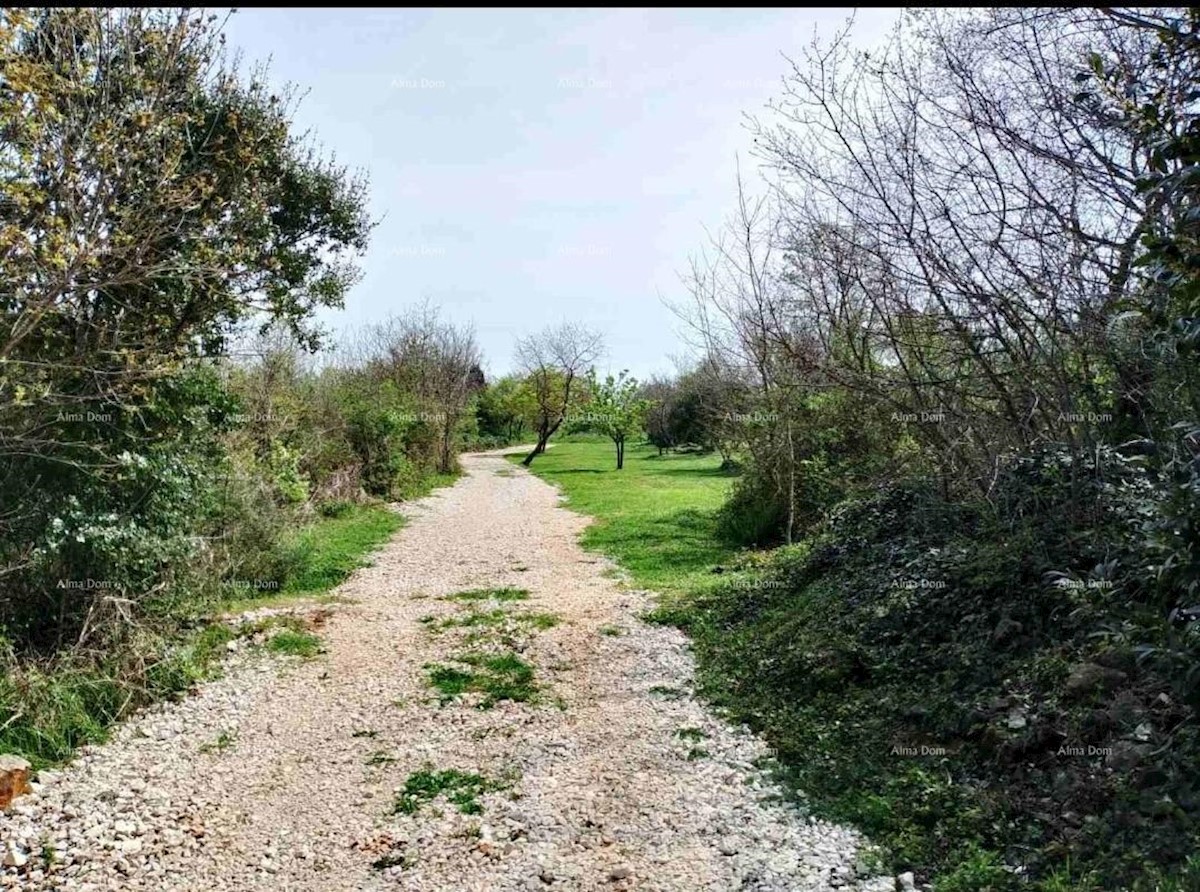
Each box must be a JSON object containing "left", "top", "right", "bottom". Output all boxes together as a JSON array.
[{"left": 0, "top": 450, "right": 900, "bottom": 891}]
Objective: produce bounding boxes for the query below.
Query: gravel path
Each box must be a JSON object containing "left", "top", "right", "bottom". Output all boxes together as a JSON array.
[{"left": 0, "top": 451, "right": 897, "bottom": 892}]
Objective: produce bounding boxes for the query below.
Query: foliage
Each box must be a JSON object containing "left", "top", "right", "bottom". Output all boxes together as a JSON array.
[
  {"left": 572, "top": 369, "right": 651, "bottom": 469},
  {"left": 659, "top": 451, "right": 1199, "bottom": 889}
]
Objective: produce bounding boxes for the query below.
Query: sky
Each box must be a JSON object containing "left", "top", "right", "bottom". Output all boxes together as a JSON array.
[{"left": 220, "top": 7, "right": 901, "bottom": 380}]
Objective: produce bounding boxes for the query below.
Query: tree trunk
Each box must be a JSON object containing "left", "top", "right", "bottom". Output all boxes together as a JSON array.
[
  {"left": 523, "top": 429, "right": 550, "bottom": 465},
  {"left": 616, "top": 437, "right": 625, "bottom": 469}
]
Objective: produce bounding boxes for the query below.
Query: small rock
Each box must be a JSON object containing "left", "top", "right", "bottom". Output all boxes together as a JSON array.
[
  {"left": 897, "top": 871, "right": 916, "bottom": 891},
  {"left": 1064, "top": 663, "right": 1127, "bottom": 700},
  {"left": 609, "top": 865, "right": 632, "bottom": 881},
  {"left": 717, "top": 840, "right": 738, "bottom": 856},
  {"left": 118, "top": 838, "right": 143, "bottom": 855},
  {"left": 2, "top": 842, "right": 27, "bottom": 868},
  {"left": 0, "top": 755, "right": 31, "bottom": 810}
]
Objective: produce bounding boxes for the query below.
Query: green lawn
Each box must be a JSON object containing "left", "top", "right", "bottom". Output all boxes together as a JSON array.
[{"left": 509, "top": 438, "right": 740, "bottom": 596}]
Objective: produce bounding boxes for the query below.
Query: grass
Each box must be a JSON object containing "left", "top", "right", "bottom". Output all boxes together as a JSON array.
[
  {"left": 648, "top": 684, "right": 684, "bottom": 699},
  {"left": 371, "top": 851, "right": 414, "bottom": 871},
  {"left": 392, "top": 766, "right": 504, "bottom": 816},
  {"left": 198, "top": 729, "right": 237, "bottom": 754},
  {"left": 279, "top": 504, "right": 405, "bottom": 597},
  {"left": 425, "top": 652, "right": 538, "bottom": 707},
  {"left": 265, "top": 628, "right": 322, "bottom": 658},
  {"left": 398, "top": 470, "right": 461, "bottom": 501},
  {"left": 509, "top": 439, "right": 739, "bottom": 596},
  {"left": 448, "top": 587, "right": 529, "bottom": 602},
  {"left": 0, "top": 479, "right": 453, "bottom": 773}
]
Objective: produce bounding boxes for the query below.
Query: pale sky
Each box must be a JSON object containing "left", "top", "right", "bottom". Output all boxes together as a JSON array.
[{"left": 220, "top": 7, "right": 901, "bottom": 379}]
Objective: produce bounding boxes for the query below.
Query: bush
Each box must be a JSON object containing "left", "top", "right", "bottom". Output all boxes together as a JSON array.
[{"left": 673, "top": 447, "right": 1199, "bottom": 889}]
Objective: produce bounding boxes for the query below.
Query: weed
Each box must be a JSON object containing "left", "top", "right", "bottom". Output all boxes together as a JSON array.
[
  {"left": 365, "top": 750, "right": 397, "bottom": 766},
  {"left": 448, "top": 587, "right": 529, "bottom": 603},
  {"left": 371, "top": 851, "right": 414, "bottom": 871},
  {"left": 525, "top": 612, "right": 560, "bottom": 630},
  {"left": 199, "top": 729, "right": 237, "bottom": 754},
  {"left": 392, "top": 767, "right": 504, "bottom": 816},
  {"left": 425, "top": 652, "right": 538, "bottom": 708},
  {"left": 676, "top": 726, "right": 708, "bottom": 741},
  {"left": 265, "top": 629, "right": 322, "bottom": 658},
  {"left": 648, "top": 685, "right": 684, "bottom": 699}
]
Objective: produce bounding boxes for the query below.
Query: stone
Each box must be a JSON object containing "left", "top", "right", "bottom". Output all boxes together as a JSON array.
[
  {"left": 0, "top": 755, "right": 31, "bottom": 809},
  {"left": 1064, "top": 663, "right": 1127, "bottom": 700},
  {"left": 118, "top": 838, "right": 143, "bottom": 855},
  {"left": 897, "top": 872, "right": 917, "bottom": 892},
  {"left": 2, "top": 842, "right": 27, "bottom": 868},
  {"left": 609, "top": 864, "right": 632, "bottom": 881}
]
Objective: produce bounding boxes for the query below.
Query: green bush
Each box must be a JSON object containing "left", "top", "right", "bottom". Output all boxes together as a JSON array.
[{"left": 672, "top": 448, "right": 1198, "bottom": 889}]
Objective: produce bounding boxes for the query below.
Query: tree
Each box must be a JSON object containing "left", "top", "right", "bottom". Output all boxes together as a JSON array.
[
  {"left": 514, "top": 323, "right": 604, "bottom": 465},
  {"left": 476, "top": 375, "right": 534, "bottom": 444},
  {"left": 642, "top": 376, "right": 678, "bottom": 454},
  {"left": 581, "top": 369, "right": 650, "bottom": 469},
  {"left": 0, "top": 8, "right": 371, "bottom": 647},
  {"left": 360, "top": 302, "right": 482, "bottom": 474}
]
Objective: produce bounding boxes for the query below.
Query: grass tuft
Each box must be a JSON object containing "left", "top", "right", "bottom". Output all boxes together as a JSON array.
[
  {"left": 265, "top": 629, "right": 322, "bottom": 658},
  {"left": 392, "top": 766, "right": 504, "bottom": 816},
  {"left": 425, "top": 651, "right": 537, "bottom": 707},
  {"left": 448, "top": 587, "right": 529, "bottom": 603}
]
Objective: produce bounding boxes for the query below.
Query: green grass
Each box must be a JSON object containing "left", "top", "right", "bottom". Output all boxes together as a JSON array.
[
  {"left": 432, "top": 608, "right": 559, "bottom": 634},
  {"left": 448, "top": 587, "right": 529, "bottom": 602},
  {"left": 425, "top": 652, "right": 538, "bottom": 707},
  {"left": 398, "top": 470, "right": 461, "bottom": 501},
  {"left": 265, "top": 628, "right": 322, "bottom": 658},
  {"left": 198, "top": 729, "right": 237, "bottom": 754},
  {"left": 509, "top": 440, "right": 739, "bottom": 596},
  {"left": 0, "top": 487, "right": 446, "bottom": 772},
  {"left": 281, "top": 504, "right": 404, "bottom": 596},
  {"left": 392, "top": 767, "right": 504, "bottom": 816}
]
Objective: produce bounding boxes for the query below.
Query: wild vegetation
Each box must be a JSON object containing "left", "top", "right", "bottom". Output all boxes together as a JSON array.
[
  {"left": 0, "top": 8, "right": 489, "bottom": 768},
  {"left": 521, "top": 8, "right": 1200, "bottom": 889}
]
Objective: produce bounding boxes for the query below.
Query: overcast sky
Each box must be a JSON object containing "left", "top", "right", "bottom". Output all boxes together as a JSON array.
[{"left": 221, "top": 7, "right": 901, "bottom": 379}]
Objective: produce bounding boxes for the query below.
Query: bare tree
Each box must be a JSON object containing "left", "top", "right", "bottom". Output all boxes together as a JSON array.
[
  {"left": 515, "top": 322, "right": 604, "bottom": 465},
  {"left": 361, "top": 302, "right": 482, "bottom": 474}
]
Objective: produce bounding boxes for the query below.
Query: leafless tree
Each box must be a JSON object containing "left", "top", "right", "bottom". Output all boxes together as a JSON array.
[{"left": 514, "top": 322, "right": 604, "bottom": 465}]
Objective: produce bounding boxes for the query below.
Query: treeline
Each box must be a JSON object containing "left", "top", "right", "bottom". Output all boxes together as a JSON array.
[{"left": 652, "top": 8, "right": 1200, "bottom": 890}]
